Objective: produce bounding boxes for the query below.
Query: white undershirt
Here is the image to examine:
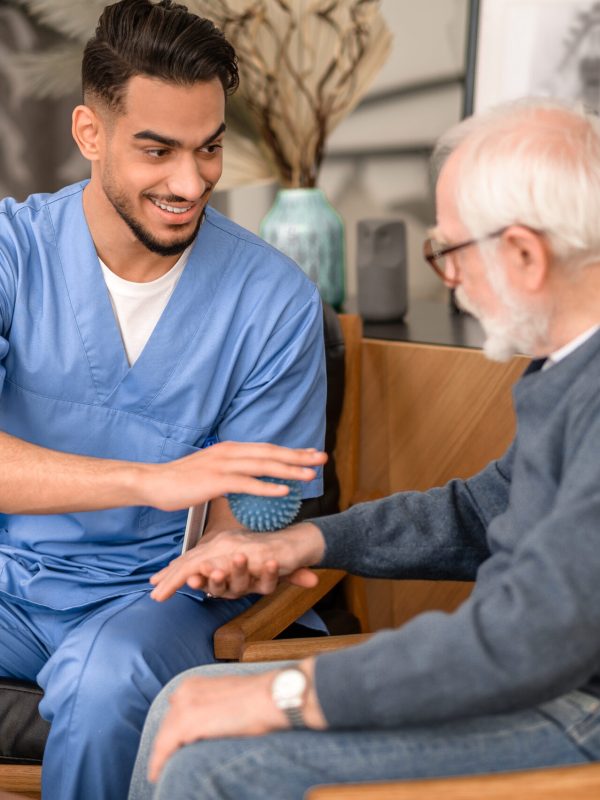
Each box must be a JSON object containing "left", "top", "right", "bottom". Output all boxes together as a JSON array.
[
  {"left": 99, "top": 246, "right": 191, "bottom": 365},
  {"left": 543, "top": 324, "right": 600, "bottom": 370}
]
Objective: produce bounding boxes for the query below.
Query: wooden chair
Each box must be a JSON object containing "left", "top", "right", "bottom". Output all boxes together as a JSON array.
[{"left": 213, "top": 313, "right": 365, "bottom": 662}]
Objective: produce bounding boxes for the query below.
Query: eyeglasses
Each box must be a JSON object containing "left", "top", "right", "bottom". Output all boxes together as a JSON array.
[{"left": 423, "top": 228, "right": 508, "bottom": 288}]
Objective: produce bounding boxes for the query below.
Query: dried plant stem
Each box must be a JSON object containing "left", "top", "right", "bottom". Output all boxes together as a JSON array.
[{"left": 193, "top": 0, "right": 392, "bottom": 187}]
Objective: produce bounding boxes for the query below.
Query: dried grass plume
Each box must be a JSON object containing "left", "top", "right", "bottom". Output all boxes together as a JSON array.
[
  {"left": 191, "top": 0, "right": 392, "bottom": 188},
  {"left": 13, "top": 0, "right": 392, "bottom": 190}
]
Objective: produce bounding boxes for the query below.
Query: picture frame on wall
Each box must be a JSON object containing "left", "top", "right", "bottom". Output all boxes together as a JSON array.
[{"left": 464, "top": 0, "right": 600, "bottom": 116}]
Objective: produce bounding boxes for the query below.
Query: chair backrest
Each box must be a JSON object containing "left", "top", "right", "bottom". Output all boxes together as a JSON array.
[
  {"left": 354, "top": 340, "right": 526, "bottom": 632},
  {"left": 298, "top": 307, "right": 362, "bottom": 519}
]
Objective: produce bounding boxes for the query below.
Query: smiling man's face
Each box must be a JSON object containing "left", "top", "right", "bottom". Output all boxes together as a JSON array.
[{"left": 94, "top": 75, "right": 225, "bottom": 257}]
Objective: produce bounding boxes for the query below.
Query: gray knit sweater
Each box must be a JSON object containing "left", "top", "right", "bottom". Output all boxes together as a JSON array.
[{"left": 313, "top": 329, "right": 600, "bottom": 752}]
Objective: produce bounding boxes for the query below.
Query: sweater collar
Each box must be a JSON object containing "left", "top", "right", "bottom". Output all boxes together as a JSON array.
[{"left": 514, "top": 326, "right": 600, "bottom": 410}]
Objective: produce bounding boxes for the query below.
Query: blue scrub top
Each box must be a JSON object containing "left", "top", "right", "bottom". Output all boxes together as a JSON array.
[{"left": 0, "top": 182, "right": 325, "bottom": 609}]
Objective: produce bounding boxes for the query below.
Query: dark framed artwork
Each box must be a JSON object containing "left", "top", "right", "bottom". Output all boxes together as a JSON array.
[{"left": 464, "top": 0, "right": 600, "bottom": 117}]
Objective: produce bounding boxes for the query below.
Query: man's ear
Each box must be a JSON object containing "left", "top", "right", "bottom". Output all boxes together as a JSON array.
[
  {"left": 72, "top": 104, "right": 104, "bottom": 162},
  {"left": 502, "top": 225, "right": 550, "bottom": 293}
]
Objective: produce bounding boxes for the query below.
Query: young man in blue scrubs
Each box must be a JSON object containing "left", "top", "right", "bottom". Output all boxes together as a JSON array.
[{"left": 0, "top": 1, "right": 326, "bottom": 798}]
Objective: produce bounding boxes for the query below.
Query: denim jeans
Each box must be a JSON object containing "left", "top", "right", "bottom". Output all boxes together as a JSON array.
[{"left": 129, "top": 662, "right": 598, "bottom": 800}]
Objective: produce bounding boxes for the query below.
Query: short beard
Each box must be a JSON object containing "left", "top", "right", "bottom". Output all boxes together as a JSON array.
[
  {"left": 455, "top": 284, "right": 550, "bottom": 362},
  {"left": 109, "top": 192, "right": 203, "bottom": 257}
]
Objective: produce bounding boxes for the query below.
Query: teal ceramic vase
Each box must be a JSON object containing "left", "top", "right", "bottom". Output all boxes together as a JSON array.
[{"left": 259, "top": 188, "right": 345, "bottom": 309}]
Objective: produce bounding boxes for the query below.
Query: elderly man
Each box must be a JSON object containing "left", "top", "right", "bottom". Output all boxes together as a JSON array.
[{"left": 129, "top": 98, "right": 600, "bottom": 800}]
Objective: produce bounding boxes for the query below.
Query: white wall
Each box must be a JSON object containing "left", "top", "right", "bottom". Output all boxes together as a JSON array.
[{"left": 226, "top": 0, "right": 470, "bottom": 304}]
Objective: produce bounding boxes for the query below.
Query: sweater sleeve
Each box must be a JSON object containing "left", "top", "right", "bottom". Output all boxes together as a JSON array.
[
  {"left": 313, "top": 443, "right": 514, "bottom": 581},
  {"left": 313, "top": 425, "right": 600, "bottom": 729}
]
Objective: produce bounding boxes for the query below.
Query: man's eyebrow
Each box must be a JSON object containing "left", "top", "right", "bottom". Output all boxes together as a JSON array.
[
  {"left": 200, "top": 122, "right": 226, "bottom": 146},
  {"left": 133, "top": 122, "right": 227, "bottom": 149}
]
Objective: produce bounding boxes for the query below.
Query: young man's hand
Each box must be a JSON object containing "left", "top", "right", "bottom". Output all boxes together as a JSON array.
[
  {"left": 0, "top": 434, "right": 325, "bottom": 516},
  {"left": 150, "top": 522, "right": 326, "bottom": 601},
  {"left": 137, "top": 441, "right": 326, "bottom": 512}
]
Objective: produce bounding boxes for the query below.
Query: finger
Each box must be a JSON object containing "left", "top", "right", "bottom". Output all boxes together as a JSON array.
[
  {"left": 252, "top": 560, "right": 280, "bottom": 595},
  {"left": 148, "top": 716, "right": 185, "bottom": 783},
  {"left": 150, "top": 569, "right": 186, "bottom": 601},
  {"left": 150, "top": 561, "right": 207, "bottom": 601},
  {"left": 284, "top": 567, "right": 320, "bottom": 588},
  {"left": 151, "top": 560, "right": 215, "bottom": 601},
  {"left": 217, "top": 473, "right": 304, "bottom": 498},
  {"left": 218, "top": 442, "right": 327, "bottom": 465},
  {"left": 150, "top": 556, "right": 185, "bottom": 585},
  {"left": 214, "top": 456, "right": 320, "bottom": 484},
  {"left": 150, "top": 570, "right": 180, "bottom": 593},
  {"left": 186, "top": 573, "right": 207, "bottom": 589},
  {"left": 148, "top": 739, "right": 176, "bottom": 783},
  {"left": 150, "top": 564, "right": 180, "bottom": 586},
  {"left": 150, "top": 548, "right": 198, "bottom": 585},
  {"left": 205, "top": 570, "right": 227, "bottom": 596},
  {"left": 227, "top": 553, "right": 252, "bottom": 596}
]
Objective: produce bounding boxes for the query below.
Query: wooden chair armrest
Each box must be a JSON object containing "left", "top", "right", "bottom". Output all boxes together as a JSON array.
[
  {"left": 240, "top": 633, "right": 372, "bottom": 662},
  {"left": 306, "top": 762, "right": 600, "bottom": 799},
  {"left": 213, "top": 569, "right": 346, "bottom": 660},
  {"left": 0, "top": 764, "right": 42, "bottom": 798},
  {"left": 0, "top": 792, "right": 37, "bottom": 800}
]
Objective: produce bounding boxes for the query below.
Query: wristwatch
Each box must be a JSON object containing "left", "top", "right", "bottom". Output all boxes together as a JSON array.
[{"left": 271, "top": 667, "right": 308, "bottom": 729}]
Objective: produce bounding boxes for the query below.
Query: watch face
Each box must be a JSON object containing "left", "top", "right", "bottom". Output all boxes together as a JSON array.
[{"left": 273, "top": 669, "right": 307, "bottom": 705}]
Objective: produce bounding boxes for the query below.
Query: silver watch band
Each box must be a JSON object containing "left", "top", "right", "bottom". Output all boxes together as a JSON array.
[{"left": 283, "top": 704, "right": 306, "bottom": 729}]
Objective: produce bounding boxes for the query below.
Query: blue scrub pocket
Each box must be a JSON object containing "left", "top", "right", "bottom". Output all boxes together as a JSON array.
[
  {"left": 161, "top": 438, "right": 204, "bottom": 460},
  {"left": 138, "top": 436, "right": 214, "bottom": 532}
]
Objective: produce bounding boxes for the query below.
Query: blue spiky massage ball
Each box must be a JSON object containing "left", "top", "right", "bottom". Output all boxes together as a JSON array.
[{"left": 228, "top": 478, "right": 302, "bottom": 531}]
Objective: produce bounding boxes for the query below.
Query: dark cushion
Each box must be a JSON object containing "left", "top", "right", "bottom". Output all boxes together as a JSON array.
[
  {"left": 0, "top": 303, "right": 346, "bottom": 763},
  {"left": 0, "top": 678, "right": 47, "bottom": 763},
  {"left": 294, "top": 303, "right": 360, "bottom": 634},
  {"left": 297, "top": 302, "right": 344, "bottom": 520}
]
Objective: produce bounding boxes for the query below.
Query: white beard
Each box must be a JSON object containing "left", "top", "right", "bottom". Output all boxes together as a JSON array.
[{"left": 455, "top": 285, "right": 549, "bottom": 362}]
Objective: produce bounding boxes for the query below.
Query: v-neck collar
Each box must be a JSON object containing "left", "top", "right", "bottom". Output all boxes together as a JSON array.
[{"left": 48, "top": 184, "right": 224, "bottom": 412}]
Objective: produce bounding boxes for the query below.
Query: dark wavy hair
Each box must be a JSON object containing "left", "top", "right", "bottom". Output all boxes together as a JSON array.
[{"left": 82, "top": 0, "right": 238, "bottom": 111}]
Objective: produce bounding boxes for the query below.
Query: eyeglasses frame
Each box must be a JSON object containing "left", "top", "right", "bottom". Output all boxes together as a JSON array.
[{"left": 423, "top": 227, "right": 509, "bottom": 287}]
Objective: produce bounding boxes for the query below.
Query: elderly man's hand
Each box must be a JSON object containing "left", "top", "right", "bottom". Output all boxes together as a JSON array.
[
  {"left": 148, "top": 659, "right": 326, "bottom": 783},
  {"left": 150, "top": 522, "right": 325, "bottom": 601},
  {"left": 148, "top": 671, "right": 284, "bottom": 781}
]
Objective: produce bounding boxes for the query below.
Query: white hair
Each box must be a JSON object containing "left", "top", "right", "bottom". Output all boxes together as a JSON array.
[{"left": 433, "top": 97, "right": 600, "bottom": 271}]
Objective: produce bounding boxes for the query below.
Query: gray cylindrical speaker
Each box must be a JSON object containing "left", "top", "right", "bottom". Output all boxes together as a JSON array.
[{"left": 357, "top": 219, "right": 407, "bottom": 321}]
